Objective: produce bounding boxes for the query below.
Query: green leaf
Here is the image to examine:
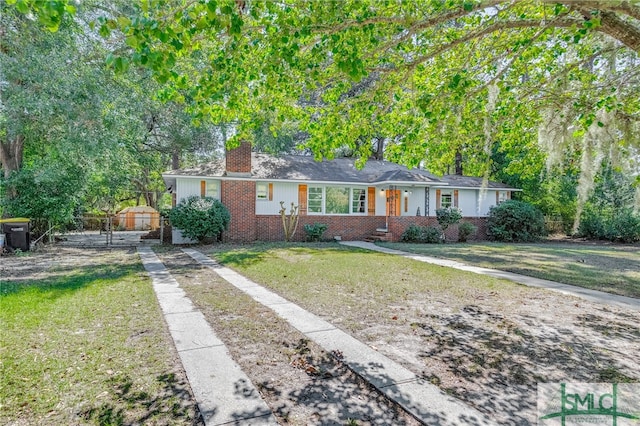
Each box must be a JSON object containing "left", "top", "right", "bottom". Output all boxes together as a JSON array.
[
  {"left": 113, "top": 57, "right": 129, "bottom": 74},
  {"left": 117, "top": 16, "right": 131, "bottom": 29},
  {"left": 99, "top": 24, "right": 111, "bottom": 38},
  {"left": 125, "top": 35, "right": 139, "bottom": 49}
]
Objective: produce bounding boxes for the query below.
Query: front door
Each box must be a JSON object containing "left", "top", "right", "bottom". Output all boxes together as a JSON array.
[{"left": 385, "top": 189, "right": 401, "bottom": 217}]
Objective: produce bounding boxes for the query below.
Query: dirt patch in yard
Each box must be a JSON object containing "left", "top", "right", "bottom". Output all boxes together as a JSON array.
[{"left": 338, "top": 281, "right": 639, "bottom": 425}]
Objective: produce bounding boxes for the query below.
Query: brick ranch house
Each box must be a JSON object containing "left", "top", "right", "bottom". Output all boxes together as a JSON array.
[{"left": 162, "top": 141, "right": 519, "bottom": 243}]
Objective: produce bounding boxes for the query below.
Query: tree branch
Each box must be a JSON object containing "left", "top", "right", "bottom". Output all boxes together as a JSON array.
[{"left": 377, "top": 18, "right": 581, "bottom": 73}]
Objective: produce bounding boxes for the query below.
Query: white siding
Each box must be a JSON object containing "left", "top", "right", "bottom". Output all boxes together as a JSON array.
[
  {"left": 375, "top": 188, "right": 386, "bottom": 215},
  {"left": 427, "top": 187, "right": 492, "bottom": 217},
  {"left": 176, "top": 178, "right": 201, "bottom": 203},
  {"left": 406, "top": 188, "right": 426, "bottom": 216},
  {"left": 176, "top": 178, "right": 220, "bottom": 203},
  {"left": 398, "top": 187, "right": 422, "bottom": 217},
  {"left": 456, "top": 189, "right": 476, "bottom": 216},
  {"left": 173, "top": 178, "right": 220, "bottom": 244},
  {"left": 256, "top": 182, "right": 299, "bottom": 215},
  {"left": 477, "top": 189, "right": 498, "bottom": 217}
]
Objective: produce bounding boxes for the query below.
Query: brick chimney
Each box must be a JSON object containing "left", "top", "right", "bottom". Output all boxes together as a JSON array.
[{"left": 225, "top": 140, "right": 252, "bottom": 176}]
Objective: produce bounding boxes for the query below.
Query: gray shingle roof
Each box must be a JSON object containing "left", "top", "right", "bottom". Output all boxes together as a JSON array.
[
  {"left": 165, "top": 153, "right": 443, "bottom": 185},
  {"left": 163, "top": 153, "right": 518, "bottom": 190},
  {"left": 440, "top": 174, "right": 517, "bottom": 189}
]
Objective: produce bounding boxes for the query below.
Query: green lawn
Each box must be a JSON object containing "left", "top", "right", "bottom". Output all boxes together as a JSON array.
[
  {"left": 206, "top": 242, "right": 525, "bottom": 322},
  {"left": 0, "top": 249, "right": 199, "bottom": 425},
  {"left": 379, "top": 241, "right": 640, "bottom": 299}
]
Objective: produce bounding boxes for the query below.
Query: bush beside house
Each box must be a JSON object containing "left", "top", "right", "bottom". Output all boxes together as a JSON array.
[
  {"left": 169, "top": 196, "right": 230, "bottom": 243},
  {"left": 487, "top": 200, "right": 545, "bottom": 242}
]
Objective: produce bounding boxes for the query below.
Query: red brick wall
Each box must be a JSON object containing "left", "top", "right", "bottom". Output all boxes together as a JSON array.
[
  {"left": 388, "top": 216, "right": 488, "bottom": 242},
  {"left": 221, "top": 180, "right": 256, "bottom": 242},
  {"left": 222, "top": 207, "right": 489, "bottom": 242},
  {"left": 255, "top": 215, "right": 385, "bottom": 241},
  {"left": 225, "top": 140, "right": 252, "bottom": 174}
]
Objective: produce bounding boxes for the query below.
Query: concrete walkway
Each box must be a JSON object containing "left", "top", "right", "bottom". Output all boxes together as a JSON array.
[
  {"left": 340, "top": 241, "right": 640, "bottom": 311},
  {"left": 138, "top": 247, "right": 278, "bottom": 426},
  {"left": 183, "top": 248, "right": 497, "bottom": 426}
]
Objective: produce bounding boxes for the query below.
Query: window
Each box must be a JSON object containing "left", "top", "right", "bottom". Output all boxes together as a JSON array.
[
  {"left": 307, "top": 186, "right": 368, "bottom": 214},
  {"left": 352, "top": 188, "right": 366, "bottom": 214},
  {"left": 497, "top": 191, "right": 508, "bottom": 204},
  {"left": 257, "top": 183, "right": 268, "bottom": 200},
  {"left": 326, "top": 187, "right": 349, "bottom": 214},
  {"left": 257, "top": 182, "right": 273, "bottom": 200},
  {"left": 440, "top": 192, "right": 452, "bottom": 208},
  {"left": 203, "top": 180, "right": 218, "bottom": 198},
  {"left": 308, "top": 187, "right": 323, "bottom": 213}
]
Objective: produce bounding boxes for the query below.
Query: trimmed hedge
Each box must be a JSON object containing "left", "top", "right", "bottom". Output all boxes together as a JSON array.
[{"left": 401, "top": 225, "right": 442, "bottom": 243}]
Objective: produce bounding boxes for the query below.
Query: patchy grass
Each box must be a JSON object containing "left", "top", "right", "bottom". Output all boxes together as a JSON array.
[
  {"left": 378, "top": 241, "right": 640, "bottom": 299},
  {"left": 155, "top": 248, "right": 420, "bottom": 425},
  {"left": 0, "top": 248, "right": 200, "bottom": 425},
  {"left": 203, "top": 242, "right": 639, "bottom": 424},
  {"left": 206, "top": 242, "right": 524, "bottom": 328}
]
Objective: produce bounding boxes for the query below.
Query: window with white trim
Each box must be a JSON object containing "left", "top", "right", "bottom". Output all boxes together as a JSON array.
[
  {"left": 440, "top": 191, "right": 453, "bottom": 208},
  {"left": 307, "top": 186, "right": 368, "bottom": 214},
  {"left": 308, "top": 187, "right": 323, "bottom": 213},
  {"left": 206, "top": 181, "right": 218, "bottom": 198},
  {"left": 257, "top": 182, "right": 268, "bottom": 200},
  {"left": 498, "top": 191, "right": 508, "bottom": 204},
  {"left": 352, "top": 188, "right": 366, "bottom": 213}
]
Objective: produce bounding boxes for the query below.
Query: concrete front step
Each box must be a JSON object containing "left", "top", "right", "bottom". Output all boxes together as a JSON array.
[{"left": 364, "top": 231, "right": 393, "bottom": 242}]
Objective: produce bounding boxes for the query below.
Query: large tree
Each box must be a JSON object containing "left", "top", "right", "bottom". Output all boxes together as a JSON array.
[
  {"left": 1, "top": 1, "right": 224, "bottom": 222},
  {"left": 9, "top": 0, "right": 640, "bottom": 222}
]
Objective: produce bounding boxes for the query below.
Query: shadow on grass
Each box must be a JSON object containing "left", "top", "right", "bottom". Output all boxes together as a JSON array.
[
  {"left": 215, "top": 250, "right": 266, "bottom": 267},
  {"left": 80, "top": 372, "right": 203, "bottom": 426},
  {"left": 381, "top": 242, "right": 640, "bottom": 298},
  {"left": 0, "top": 262, "right": 141, "bottom": 298},
  {"left": 257, "top": 347, "right": 493, "bottom": 426},
  {"left": 409, "top": 304, "right": 639, "bottom": 424}
]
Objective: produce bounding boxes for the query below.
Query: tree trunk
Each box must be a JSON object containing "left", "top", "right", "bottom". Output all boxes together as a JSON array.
[
  {"left": 374, "top": 137, "right": 385, "bottom": 160},
  {"left": 455, "top": 150, "right": 463, "bottom": 175},
  {"left": 172, "top": 149, "right": 180, "bottom": 170},
  {"left": 0, "top": 135, "right": 25, "bottom": 179}
]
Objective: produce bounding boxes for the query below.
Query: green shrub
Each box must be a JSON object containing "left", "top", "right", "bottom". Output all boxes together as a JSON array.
[
  {"left": 613, "top": 209, "right": 640, "bottom": 243},
  {"left": 611, "top": 209, "right": 640, "bottom": 243},
  {"left": 401, "top": 224, "right": 422, "bottom": 242},
  {"left": 579, "top": 207, "right": 640, "bottom": 243},
  {"left": 303, "top": 222, "right": 328, "bottom": 242},
  {"left": 458, "top": 221, "right": 477, "bottom": 242},
  {"left": 436, "top": 207, "right": 462, "bottom": 232},
  {"left": 421, "top": 226, "right": 443, "bottom": 243},
  {"left": 577, "top": 207, "right": 606, "bottom": 240},
  {"left": 487, "top": 200, "right": 545, "bottom": 242},
  {"left": 401, "top": 225, "right": 441, "bottom": 243},
  {"left": 169, "top": 196, "right": 230, "bottom": 243}
]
